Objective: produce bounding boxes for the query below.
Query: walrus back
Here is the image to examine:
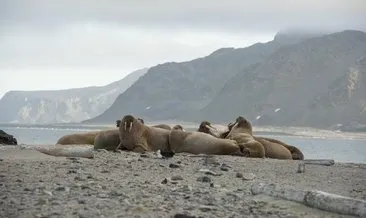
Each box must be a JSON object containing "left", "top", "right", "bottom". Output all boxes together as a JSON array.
[
  {"left": 254, "top": 137, "right": 292, "bottom": 159},
  {"left": 152, "top": 124, "right": 171, "bottom": 130},
  {"left": 171, "top": 131, "right": 240, "bottom": 155},
  {"left": 94, "top": 129, "right": 120, "bottom": 151},
  {"left": 57, "top": 131, "right": 101, "bottom": 145},
  {"left": 145, "top": 126, "right": 171, "bottom": 151},
  {"left": 255, "top": 136, "right": 304, "bottom": 160}
]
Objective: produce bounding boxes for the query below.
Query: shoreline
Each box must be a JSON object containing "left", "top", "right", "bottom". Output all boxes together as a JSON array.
[
  {"left": 1, "top": 146, "right": 365, "bottom": 217},
  {"left": 1, "top": 123, "right": 366, "bottom": 140}
]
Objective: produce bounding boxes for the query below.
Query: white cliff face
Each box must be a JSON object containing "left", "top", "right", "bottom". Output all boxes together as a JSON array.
[{"left": 0, "top": 68, "right": 148, "bottom": 124}]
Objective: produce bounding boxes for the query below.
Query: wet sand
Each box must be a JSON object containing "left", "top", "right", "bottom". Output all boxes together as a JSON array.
[{"left": 1, "top": 145, "right": 365, "bottom": 218}]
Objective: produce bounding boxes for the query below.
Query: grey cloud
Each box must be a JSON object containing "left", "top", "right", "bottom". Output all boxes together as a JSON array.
[{"left": 2, "top": 0, "right": 366, "bottom": 33}]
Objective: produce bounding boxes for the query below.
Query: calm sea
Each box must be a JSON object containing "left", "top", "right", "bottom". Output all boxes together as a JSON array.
[{"left": 1, "top": 124, "right": 366, "bottom": 164}]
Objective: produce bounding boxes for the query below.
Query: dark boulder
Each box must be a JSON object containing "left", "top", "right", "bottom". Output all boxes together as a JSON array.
[{"left": 0, "top": 130, "right": 18, "bottom": 145}]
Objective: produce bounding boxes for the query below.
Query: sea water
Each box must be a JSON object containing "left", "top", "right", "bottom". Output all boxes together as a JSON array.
[{"left": 1, "top": 124, "right": 365, "bottom": 164}]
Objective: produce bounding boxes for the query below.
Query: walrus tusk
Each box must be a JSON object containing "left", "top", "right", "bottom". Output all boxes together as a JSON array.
[
  {"left": 124, "top": 122, "right": 127, "bottom": 131},
  {"left": 205, "top": 124, "right": 218, "bottom": 131},
  {"left": 129, "top": 122, "right": 133, "bottom": 132}
]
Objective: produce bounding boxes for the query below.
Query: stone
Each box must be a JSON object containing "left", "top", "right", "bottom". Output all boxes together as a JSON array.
[{"left": 197, "top": 176, "right": 212, "bottom": 183}]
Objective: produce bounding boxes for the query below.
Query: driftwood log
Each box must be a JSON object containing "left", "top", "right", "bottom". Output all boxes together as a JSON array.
[{"left": 251, "top": 183, "right": 366, "bottom": 217}]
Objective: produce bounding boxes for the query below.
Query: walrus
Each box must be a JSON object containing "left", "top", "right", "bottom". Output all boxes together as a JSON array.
[
  {"left": 225, "top": 117, "right": 265, "bottom": 158},
  {"left": 197, "top": 121, "right": 228, "bottom": 138},
  {"left": 94, "top": 129, "right": 123, "bottom": 151},
  {"left": 227, "top": 116, "right": 293, "bottom": 159},
  {"left": 253, "top": 136, "right": 304, "bottom": 160},
  {"left": 168, "top": 126, "right": 245, "bottom": 156},
  {"left": 115, "top": 115, "right": 171, "bottom": 153},
  {"left": 201, "top": 120, "right": 302, "bottom": 160},
  {"left": 56, "top": 130, "right": 102, "bottom": 145}
]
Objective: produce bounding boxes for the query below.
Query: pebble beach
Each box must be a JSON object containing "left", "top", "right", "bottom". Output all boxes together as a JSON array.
[{"left": 1, "top": 145, "right": 365, "bottom": 218}]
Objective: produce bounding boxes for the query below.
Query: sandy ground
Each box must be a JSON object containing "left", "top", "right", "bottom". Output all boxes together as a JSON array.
[{"left": 1, "top": 145, "right": 366, "bottom": 218}]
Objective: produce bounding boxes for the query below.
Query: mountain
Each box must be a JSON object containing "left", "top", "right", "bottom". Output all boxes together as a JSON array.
[
  {"left": 0, "top": 68, "right": 148, "bottom": 124},
  {"left": 202, "top": 30, "right": 366, "bottom": 128},
  {"left": 84, "top": 32, "right": 316, "bottom": 124}
]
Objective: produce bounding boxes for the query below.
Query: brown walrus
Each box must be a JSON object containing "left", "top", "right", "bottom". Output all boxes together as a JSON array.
[
  {"left": 225, "top": 117, "right": 266, "bottom": 158},
  {"left": 56, "top": 130, "right": 102, "bottom": 145},
  {"left": 253, "top": 136, "right": 304, "bottom": 160},
  {"left": 223, "top": 120, "right": 303, "bottom": 160},
  {"left": 200, "top": 120, "right": 302, "bottom": 160},
  {"left": 115, "top": 115, "right": 171, "bottom": 153},
  {"left": 227, "top": 116, "right": 293, "bottom": 159},
  {"left": 94, "top": 129, "right": 122, "bottom": 151},
  {"left": 168, "top": 126, "right": 245, "bottom": 156}
]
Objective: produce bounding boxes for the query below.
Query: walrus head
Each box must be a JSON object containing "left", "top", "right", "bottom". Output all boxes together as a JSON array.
[
  {"left": 198, "top": 121, "right": 213, "bottom": 133},
  {"left": 119, "top": 115, "right": 145, "bottom": 133},
  {"left": 231, "top": 116, "right": 253, "bottom": 135},
  {"left": 116, "top": 120, "right": 121, "bottom": 127},
  {"left": 172, "top": 124, "right": 184, "bottom": 131}
]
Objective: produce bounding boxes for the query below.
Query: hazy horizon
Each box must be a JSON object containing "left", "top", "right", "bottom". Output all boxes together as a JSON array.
[{"left": 2, "top": 0, "right": 365, "bottom": 99}]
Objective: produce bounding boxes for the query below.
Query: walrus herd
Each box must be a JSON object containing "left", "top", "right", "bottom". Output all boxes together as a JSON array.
[{"left": 55, "top": 114, "right": 304, "bottom": 160}]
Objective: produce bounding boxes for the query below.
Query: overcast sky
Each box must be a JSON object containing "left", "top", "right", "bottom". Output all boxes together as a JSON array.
[{"left": 1, "top": 0, "right": 365, "bottom": 98}]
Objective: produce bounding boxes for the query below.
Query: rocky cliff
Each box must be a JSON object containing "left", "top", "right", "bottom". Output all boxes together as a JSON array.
[
  {"left": 84, "top": 31, "right": 315, "bottom": 124},
  {"left": 0, "top": 68, "right": 148, "bottom": 124},
  {"left": 202, "top": 30, "right": 366, "bottom": 128}
]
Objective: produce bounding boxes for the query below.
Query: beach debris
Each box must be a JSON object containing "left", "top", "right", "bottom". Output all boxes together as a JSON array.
[
  {"left": 33, "top": 144, "right": 94, "bottom": 159},
  {"left": 251, "top": 182, "right": 366, "bottom": 217},
  {"left": 304, "top": 159, "right": 335, "bottom": 166},
  {"left": 297, "top": 162, "right": 306, "bottom": 173}
]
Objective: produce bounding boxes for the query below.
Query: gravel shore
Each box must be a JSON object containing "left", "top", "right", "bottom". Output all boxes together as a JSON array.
[{"left": 1, "top": 145, "right": 365, "bottom": 218}]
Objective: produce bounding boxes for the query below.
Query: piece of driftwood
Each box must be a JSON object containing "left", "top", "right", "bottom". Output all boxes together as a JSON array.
[
  {"left": 33, "top": 144, "right": 94, "bottom": 159},
  {"left": 303, "top": 159, "right": 335, "bottom": 166},
  {"left": 251, "top": 183, "right": 366, "bottom": 217}
]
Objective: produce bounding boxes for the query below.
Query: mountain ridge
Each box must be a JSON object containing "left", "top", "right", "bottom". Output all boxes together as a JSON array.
[{"left": 0, "top": 68, "right": 148, "bottom": 124}]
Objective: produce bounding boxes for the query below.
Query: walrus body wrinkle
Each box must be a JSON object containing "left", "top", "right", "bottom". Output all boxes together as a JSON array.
[
  {"left": 56, "top": 131, "right": 102, "bottom": 145},
  {"left": 118, "top": 115, "right": 170, "bottom": 152},
  {"left": 169, "top": 128, "right": 242, "bottom": 155},
  {"left": 94, "top": 129, "right": 121, "bottom": 151}
]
